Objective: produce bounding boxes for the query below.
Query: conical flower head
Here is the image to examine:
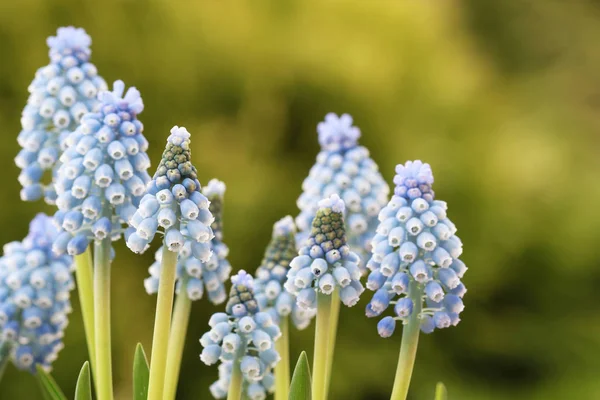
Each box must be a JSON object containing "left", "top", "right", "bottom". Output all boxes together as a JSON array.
[
  {"left": 255, "top": 217, "right": 315, "bottom": 330},
  {"left": 16, "top": 27, "right": 107, "bottom": 204},
  {"left": 285, "top": 195, "right": 364, "bottom": 309},
  {"left": 0, "top": 214, "right": 74, "bottom": 373},
  {"left": 126, "top": 126, "right": 214, "bottom": 257},
  {"left": 296, "top": 113, "right": 389, "bottom": 270},
  {"left": 226, "top": 270, "right": 259, "bottom": 318},
  {"left": 365, "top": 161, "right": 467, "bottom": 337},
  {"left": 51, "top": 80, "right": 150, "bottom": 257},
  {"left": 144, "top": 179, "right": 231, "bottom": 305}
]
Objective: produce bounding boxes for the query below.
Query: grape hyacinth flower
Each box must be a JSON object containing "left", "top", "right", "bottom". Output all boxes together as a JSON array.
[
  {"left": 365, "top": 160, "right": 466, "bottom": 400},
  {"left": 0, "top": 214, "right": 74, "bottom": 373},
  {"left": 126, "top": 126, "right": 214, "bottom": 400},
  {"left": 284, "top": 194, "right": 363, "bottom": 400},
  {"left": 16, "top": 27, "right": 107, "bottom": 204},
  {"left": 295, "top": 113, "right": 389, "bottom": 269},
  {"left": 201, "top": 271, "right": 280, "bottom": 400}
]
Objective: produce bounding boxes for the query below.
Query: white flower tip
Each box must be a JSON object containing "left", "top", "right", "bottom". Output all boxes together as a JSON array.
[
  {"left": 202, "top": 179, "right": 226, "bottom": 198},
  {"left": 317, "top": 112, "right": 361, "bottom": 151},
  {"left": 318, "top": 194, "right": 345, "bottom": 213},
  {"left": 231, "top": 270, "right": 254, "bottom": 289},
  {"left": 395, "top": 160, "right": 434, "bottom": 185},
  {"left": 47, "top": 26, "right": 91, "bottom": 52},
  {"left": 168, "top": 126, "right": 191, "bottom": 146},
  {"left": 273, "top": 216, "right": 295, "bottom": 237}
]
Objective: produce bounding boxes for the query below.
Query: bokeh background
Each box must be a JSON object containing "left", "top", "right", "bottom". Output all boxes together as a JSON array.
[{"left": 1, "top": 0, "right": 599, "bottom": 399}]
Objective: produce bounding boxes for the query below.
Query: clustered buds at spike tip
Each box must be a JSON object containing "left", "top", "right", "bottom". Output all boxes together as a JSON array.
[
  {"left": 0, "top": 214, "right": 74, "bottom": 373},
  {"left": 16, "top": 27, "right": 107, "bottom": 204},
  {"left": 144, "top": 179, "right": 231, "bottom": 304},
  {"left": 254, "top": 216, "right": 316, "bottom": 330},
  {"left": 285, "top": 194, "right": 365, "bottom": 309},
  {"left": 295, "top": 113, "right": 389, "bottom": 271},
  {"left": 365, "top": 161, "right": 467, "bottom": 336},
  {"left": 201, "top": 271, "right": 280, "bottom": 400},
  {"left": 126, "top": 126, "right": 215, "bottom": 259},
  {"left": 51, "top": 80, "right": 150, "bottom": 257}
]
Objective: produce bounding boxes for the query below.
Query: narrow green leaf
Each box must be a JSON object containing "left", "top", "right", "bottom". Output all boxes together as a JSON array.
[
  {"left": 133, "top": 343, "right": 150, "bottom": 400},
  {"left": 434, "top": 382, "right": 448, "bottom": 400},
  {"left": 35, "top": 365, "right": 68, "bottom": 400},
  {"left": 289, "top": 351, "right": 311, "bottom": 400},
  {"left": 74, "top": 362, "right": 92, "bottom": 400}
]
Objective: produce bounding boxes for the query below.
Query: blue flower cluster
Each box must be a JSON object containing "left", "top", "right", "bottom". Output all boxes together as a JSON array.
[
  {"left": 200, "top": 271, "right": 280, "bottom": 400},
  {"left": 144, "top": 179, "right": 231, "bottom": 304},
  {"left": 285, "top": 195, "right": 364, "bottom": 309},
  {"left": 126, "top": 126, "right": 214, "bottom": 257},
  {"left": 365, "top": 161, "right": 467, "bottom": 337},
  {"left": 51, "top": 80, "right": 150, "bottom": 256},
  {"left": 16, "top": 27, "right": 107, "bottom": 204},
  {"left": 0, "top": 214, "right": 74, "bottom": 373},
  {"left": 296, "top": 113, "right": 389, "bottom": 269},
  {"left": 254, "top": 216, "right": 315, "bottom": 330}
]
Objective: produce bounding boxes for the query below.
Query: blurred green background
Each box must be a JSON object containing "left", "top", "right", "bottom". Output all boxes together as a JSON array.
[{"left": 1, "top": 0, "right": 600, "bottom": 399}]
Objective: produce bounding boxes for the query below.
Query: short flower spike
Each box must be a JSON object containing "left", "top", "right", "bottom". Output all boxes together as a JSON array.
[
  {"left": 201, "top": 270, "right": 280, "bottom": 399},
  {"left": 0, "top": 214, "right": 74, "bottom": 373},
  {"left": 16, "top": 27, "right": 107, "bottom": 204},
  {"left": 144, "top": 179, "right": 231, "bottom": 304},
  {"left": 254, "top": 216, "right": 315, "bottom": 330},
  {"left": 365, "top": 161, "right": 467, "bottom": 336},
  {"left": 51, "top": 80, "right": 151, "bottom": 256},
  {"left": 296, "top": 113, "right": 389, "bottom": 270},
  {"left": 285, "top": 194, "right": 365, "bottom": 309}
]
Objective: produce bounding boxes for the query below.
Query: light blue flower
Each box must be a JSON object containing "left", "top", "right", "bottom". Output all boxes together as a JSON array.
[
  {"left": 295, "top": 113, "right": 389, "bottom": 271},
  {"left": 201, "top": 271, "right": 280, "bottom": 399},
  {"left": 51, "top": 80, "right": 150, "bottom": 256},
  {"left": 16, "top": 27, "right": 107, "bottom": 204},
  {"left": 144, "top": 179, "right": 231, "bottom": 304},
  {"left": 254, "top": 216, "right": 315, "bottom": 331},
  {"left": 365, "top": 161, "right": 467, "bottom": 337},
  {"left": 285, "top": 194, "right": 364, "bottom": 309},
  {"left": 0, "top": 214, "right": 74, "bottom": 373}
]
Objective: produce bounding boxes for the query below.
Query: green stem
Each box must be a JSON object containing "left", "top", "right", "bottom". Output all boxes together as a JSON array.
[
  {"left": 147, "top": 248, "right": 178, "bottom": 400},
  {"left": 390, "top": 281, "right": 423, "bottom": 400},
  {"left": 94, "top": 237, "right": 113, "bottom": 400},
  {"left": 227, "top": 358, "right": 243, "bottom": 400},
  {"left": 163, "top": 288, "right": 192, "bottom": 400},
  {"left": 36, "top": 375, "right": 52, "bottom": 400},
  {"left": 324, "top": 289, "right": 340, "bottom": 400},
  {"left": 0, "top": 342, "right": 11, "bottom": 384},
  {"left": 74, "top": 248, "right": 97, "bottom": 390},
  {"left": 274, "top": 316, "right": 290, "bottom": 400},
  {"left": 312, "top": 291, "right": 333, "bottom": 400}
]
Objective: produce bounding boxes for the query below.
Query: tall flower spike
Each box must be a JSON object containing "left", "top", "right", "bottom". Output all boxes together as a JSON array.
[
  {"left": 51, "top": 80, "right": 150, "bottom": 256},
  {"left": 201, "top": 271, "right": 280, "bottom": 400},
  {"left": 0, "top": 214, "right": 74, "bottom": 373},
  {"left": 16, "top": 27, "right": 107, "bottom": 204},
  {"left": 144, "top": 179, "right": 231, "bottom": 304},
  {"left": 295, "top": 113, "right": 389, "bottom": 271},
  {"left": 285, "top": 194, "right": 364, "bottom": 309},
  {"left": 255, "top": 216, "right": 315, "bottom": 330},
  {"left": 365, "top": 160, "right": 467, "bottom": 337}
]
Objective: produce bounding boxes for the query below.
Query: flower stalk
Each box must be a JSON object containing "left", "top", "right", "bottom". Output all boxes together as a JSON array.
[
  {"left": 94, "top": 236, "right": 113, "bottom": 400},
  {"left": 312, "top": 291, "right": 333, "bottom": 400},
  {"left": 74, "top": 248, "right": 96, "bottom": 387},
  {"left": 324, "top": 288, "right": 340, "bottom": 399},
  {"left": 226, "top": 359, "right": 243, "bottom": 400},
  {"left": 274, "top": 316, "right": 290, "bottom": 400}
]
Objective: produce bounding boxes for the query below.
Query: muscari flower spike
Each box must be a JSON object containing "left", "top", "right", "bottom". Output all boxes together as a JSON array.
[
  {"left": 365, "top": 161, "right": 467, "bottom": 337},
  {"left": 254, "top": 216, "right": 315, "bottom": 330},
  {"left": 201, "top": 271, "right": 281, "bottom": 400},
  {"left": 0, "top": 214, "right": 74, "bottom": 373},
  {"left": 296, "top": 113, "right": 389, "bottom": 270},
  {"left": 144, "top": 179, "right": 231, "bottom": 304},
  {"left": 16, "top": 27, "right": 107, "bottom": 204},
  {"left": 126, "top": 126, "right": 214, "bottom": 260},
  {"left": 285, "top": 194, "right": 364, "bottom": 310},
  {"left": 51, "top": 80, "right": 150, "bottom": 257}
]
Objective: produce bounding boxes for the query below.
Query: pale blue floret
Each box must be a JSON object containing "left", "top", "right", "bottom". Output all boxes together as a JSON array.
[
  {"left": 295, "top": 113, "right": 390, "bottom": 271},
  {"left": 365, "top": 161, "right": 467, "bottom": 337},
  {"left": 16, "top": 27, "right": 108, "bottom": 204},
  {"left": 0, "top": 214, "right": 74, "bottom": 373},
  {"left": 285, "top": 194, "right": 365, "bottom": 310},
  {"left": 51, "top": 80, "right": 151, "bottom": 257},
  {"left": 201, "top": 271, "right": 280, "bottom": 399}
]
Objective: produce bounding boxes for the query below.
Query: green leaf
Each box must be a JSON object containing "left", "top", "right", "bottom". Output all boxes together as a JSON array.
[
  {"left": 35, "top": 365, "right": 68, "bottom": 400},
  {"left": 289, "top": 351, "right": 311, "bottom": 400},
  {"left": 74, "top": 362, "right": 92, "bottom": 400},
  {"left": 133, "top": 343, "right": 150, "bottom": 400},
  {"left": 434, "top": 382, "right": 448, "bottom": 400}
]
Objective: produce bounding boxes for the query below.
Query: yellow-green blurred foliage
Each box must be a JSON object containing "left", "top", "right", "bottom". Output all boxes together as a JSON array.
[{"left": 1, "top": 0, "right": 600, "bottom": 399}]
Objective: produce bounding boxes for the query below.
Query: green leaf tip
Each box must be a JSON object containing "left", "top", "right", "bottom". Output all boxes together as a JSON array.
[
  {"left": 289, "top": 351, "right": 311, "bottom": 400},
  {"left": 35, "top": 365, "right": 68, "bottom": 400},
  {"left": 133, "top": 343, "right": 150, "bottom": 400},
  {"left": 75, "top": 362, "right": 92, "bottom": 400},
  {"left": 434, "top": 382, "right": 448, "bottom": 400}
]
